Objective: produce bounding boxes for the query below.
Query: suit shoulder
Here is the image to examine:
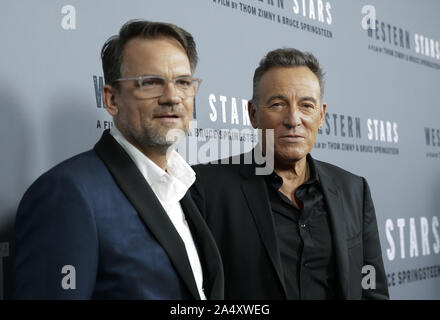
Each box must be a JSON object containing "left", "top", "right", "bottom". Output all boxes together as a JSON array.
[
  {"left": 50, "top": 149, "right": 103, "bottom": 174},
  {"left": 192, "top": 154, "right": 249, "bottom": 184},
  {"left": 25, "top": 150, "right": 106, "bottom": 194}
]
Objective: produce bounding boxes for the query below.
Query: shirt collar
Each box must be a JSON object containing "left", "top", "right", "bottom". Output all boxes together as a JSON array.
[
  {"left": 267, "top": 153, "right": 319, "bottom": 190},
  {"left": 110, "top": 126, "right": 195, "bottom": 203},
  {"left": 306, "top": 153, "right": 319, "bottom": 184}
]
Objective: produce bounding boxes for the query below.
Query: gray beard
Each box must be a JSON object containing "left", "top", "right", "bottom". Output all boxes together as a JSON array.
[
  {"left": 117, "top": 105, "right": 189, "bottom": 154},
  {"left": 136, "top": 125, "right": 175, "bottom": 152},
  {"left": 127, "top": 121, "right": 188, "bottom": 155}
]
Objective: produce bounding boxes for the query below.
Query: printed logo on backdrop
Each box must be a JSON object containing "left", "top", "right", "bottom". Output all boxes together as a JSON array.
[
  {"left": 362, "top": 5, "right": 440, "bottom": 70},
  {"left": 186, "top": 92, "right": 258, "bottom": 164},
  {"left": 424, "top": 126, "right": 440, "bottom": 159},
  {"left": 202, "top": 93, "right": 256, "bottom": 142},
  {"left": 385, "top": 216, "right": 440, "bottom": 288},
  {"left": 92, "top": 76, "right": 115, "bottom": 130},
  {"left": 314, "top": 113, "right": 400, "bottom": 156},
  {"left": 212, "top": 0, "right": 334, "bottom": 39},
  {"left": 384, "top": 121, "right": 440, "bottom": 285}
]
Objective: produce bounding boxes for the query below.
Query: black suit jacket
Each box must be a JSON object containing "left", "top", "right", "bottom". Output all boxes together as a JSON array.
[
  {"left": 12, "top": 130, "right": 223, "bottom": 299},
  {"left": 191, "top": 151, "right": 389, "bottom": 300}
]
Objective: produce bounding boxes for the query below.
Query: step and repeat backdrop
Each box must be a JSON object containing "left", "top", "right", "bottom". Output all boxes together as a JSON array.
[{"left": 0, "top": 0, "right": 439, "bottom": 299}]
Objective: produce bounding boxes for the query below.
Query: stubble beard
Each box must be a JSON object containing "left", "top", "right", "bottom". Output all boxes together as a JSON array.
[
  {"left": 143, "top": 122, "right": 186, "bottom": 151},
  {"left": 127, "top": 118, "right": 189, "bottom": 155},
  {"left": 117, "top": 103, "right": 191, "bottom": 154}
]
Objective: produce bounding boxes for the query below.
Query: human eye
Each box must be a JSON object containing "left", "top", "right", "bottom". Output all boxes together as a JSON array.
[
  {"left": 269, "top": 101, "right": 285, "bottom": 108},
  {"left": 141, "top": 77, "right": 164, "bottom": 88},
  {"left": 302, "top": 102, "right": 315, "bottom": 109},
  {"left": 175, "top": 77, "right": 193, "bottom": 89}
]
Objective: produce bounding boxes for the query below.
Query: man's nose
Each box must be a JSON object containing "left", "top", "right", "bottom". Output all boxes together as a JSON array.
[
  {"left": 158, "top": 82, "right": 182, "bottom": 105},
  {"left": 283, "top": 105, "right": 302, "bottom": 128}
]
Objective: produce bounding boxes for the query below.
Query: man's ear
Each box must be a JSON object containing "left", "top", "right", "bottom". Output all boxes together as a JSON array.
[
  {"left": 248, "top": 100, "right": 258, "bottom": 129},
  {"left": 103, "top": 84, "right": 119, "bottom": 116}
]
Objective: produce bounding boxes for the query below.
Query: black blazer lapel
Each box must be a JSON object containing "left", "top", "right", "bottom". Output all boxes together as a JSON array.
[
  {"left": 93, "top": 130, "right": 200, "bottom": 299},
  {"left": 239, "top": 162, "right": 287, "bottom": 298},
  {"left": 180, "top": 192, "right": 224, "bottom": 300},
  {"left": 313, "top": 160, "right": 350, "bottom": 299}
]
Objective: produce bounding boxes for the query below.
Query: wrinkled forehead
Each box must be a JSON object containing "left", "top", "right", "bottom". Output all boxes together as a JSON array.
[{"left": 121, "top": 37, "right": 191, "bottom": 76}]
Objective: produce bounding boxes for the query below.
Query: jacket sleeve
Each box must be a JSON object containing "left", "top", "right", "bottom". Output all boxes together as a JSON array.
[
  {"left": 361, "top": 177, "right": 390, "bottom": 300},
  {"left": 11, "top": 173, "right": 98, "bottom": 299}
]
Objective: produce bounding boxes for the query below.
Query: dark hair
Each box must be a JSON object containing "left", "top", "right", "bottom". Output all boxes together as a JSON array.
[
  {"left": 252, "top": 48, "right": 325, "bottom": 106},
  {"left": 101, "top": 19, "right": 198, "bottom": 88}
]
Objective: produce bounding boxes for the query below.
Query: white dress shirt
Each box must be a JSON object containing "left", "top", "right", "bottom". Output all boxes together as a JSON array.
[{"left": 110, "top": 127, "right": 206, "bottom": 300}]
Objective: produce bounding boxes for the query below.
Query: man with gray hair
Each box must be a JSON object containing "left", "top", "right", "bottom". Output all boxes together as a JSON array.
[{"left": 191, "top": 48, "right": 389, "bottom": 300}]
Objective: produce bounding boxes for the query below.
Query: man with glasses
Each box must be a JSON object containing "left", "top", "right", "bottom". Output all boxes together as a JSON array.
[{"left": 12, "top": 20, "right": 223, "bottom": 300}]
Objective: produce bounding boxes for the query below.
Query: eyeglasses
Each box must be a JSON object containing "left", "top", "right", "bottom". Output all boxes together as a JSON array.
[{"left": 115, "top": 75, "right": 202, "bottom": 99}]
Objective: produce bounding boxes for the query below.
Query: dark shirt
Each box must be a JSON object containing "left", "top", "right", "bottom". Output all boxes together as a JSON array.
[{"left": 265, "top": 154, "right": 338, "bottom": 299}]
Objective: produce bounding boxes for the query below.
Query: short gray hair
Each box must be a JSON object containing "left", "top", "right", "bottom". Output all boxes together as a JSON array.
[{"left": 251, "top": 48, "right": 325, "bottom": 107}]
